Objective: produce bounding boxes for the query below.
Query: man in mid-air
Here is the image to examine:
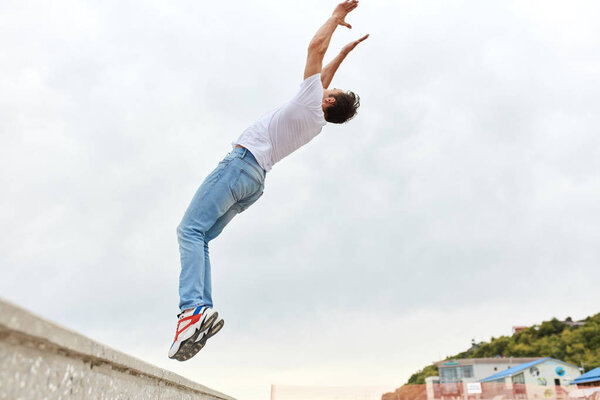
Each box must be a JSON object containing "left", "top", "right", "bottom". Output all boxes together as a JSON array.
[{"left": 169, "top": 0, "right": 369, "bottom": 361}]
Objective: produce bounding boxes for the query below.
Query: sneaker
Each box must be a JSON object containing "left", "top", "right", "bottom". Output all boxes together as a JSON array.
[
  {"left": 193, "top": 313, "right": 225, "bottom": 350},
  {"left": 173, "top": 313, "right": 225, "bottom": 361},
  {"left": 168, "top": 306, "right": 218, "bottom": 361}
]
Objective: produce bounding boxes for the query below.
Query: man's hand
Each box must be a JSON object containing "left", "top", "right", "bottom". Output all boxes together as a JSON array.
[
  {"left": 332, "top": 0, "right": 359, "bottom": 29},
  {"left": 304, "top": 0, "right": 363, "bottom": 80},
  {"left": 341, "top": 34, "right": 369, "bottom": 55},
  {"left": 321, "top": 34, "right": 370, "bottom": 88}
]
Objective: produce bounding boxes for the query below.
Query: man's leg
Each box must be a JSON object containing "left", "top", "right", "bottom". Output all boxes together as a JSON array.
[
  {"left": 177, "top": 153, "right": 240, "bottom": 312},
  {"left": 177, "top": 150, "right": 265, "bottom": 312},
  {"left": 200, "top": 183, "right": 263, "bottom": 306},
  {"left": 170, "top": 161, "right": 238, "bottom": 360},
  {"left": 198, "top": 206, "right": 238, "bottom": 309},
  {"left": 170, "top": 149, "right": 264, "bottom": 360}
]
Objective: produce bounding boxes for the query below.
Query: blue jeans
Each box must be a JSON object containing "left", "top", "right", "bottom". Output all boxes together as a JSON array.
[{"left": 177, "top": 147, "right": 266, "bottom": 311}]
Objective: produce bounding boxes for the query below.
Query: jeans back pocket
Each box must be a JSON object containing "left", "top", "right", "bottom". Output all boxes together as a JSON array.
[{"left": 231, "top": 168, "right": 262, "bottom": 203}]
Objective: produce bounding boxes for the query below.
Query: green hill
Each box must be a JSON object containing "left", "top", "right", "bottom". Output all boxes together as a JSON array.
[{"left": 406, "top": 313, "right": 600, "bottom": 385}]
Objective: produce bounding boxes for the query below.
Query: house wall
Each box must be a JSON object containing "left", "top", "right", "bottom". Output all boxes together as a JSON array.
[{"left": 521, "top": 360, "right": 581, "bottom": 400}]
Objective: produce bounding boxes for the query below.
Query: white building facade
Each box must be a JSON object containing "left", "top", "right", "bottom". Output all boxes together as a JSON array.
[
  {"left": 480, "top": 358, "right": 581, "bottom": 400},
  {"left": 427, "top": 358, "right": 543, "bottom": 399},
  {"left": 425, "top": 358, "right": 581, "bottom": 400}
]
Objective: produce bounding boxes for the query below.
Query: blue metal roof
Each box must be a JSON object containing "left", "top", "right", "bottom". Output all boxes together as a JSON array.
[
  {"left": 480, "top": 358, "right": 550, "bottom": 382},
  {"left": 572, "top": 367, "right": 600, "bottom": 384}
]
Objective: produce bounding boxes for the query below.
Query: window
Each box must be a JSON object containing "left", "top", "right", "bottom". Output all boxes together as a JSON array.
[
  {"left": 441, "top": 367, "right": 459, "bottom": 383},
  {"left": 512, "top": 373, "right": 525, "bottom": 384},
  {"left": 440, "top": 366, "right": 474, "bottom": 382},
  {"left": 462, "top": 366, "right": 474, "bottom": 378}
]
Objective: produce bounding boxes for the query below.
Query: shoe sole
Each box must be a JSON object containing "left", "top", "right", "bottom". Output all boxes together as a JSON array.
[
  {"left": 169, "top": 312, "right": 218, "bottom": 361},
  {"left": 173, "top": 318, "right": 224, "bottom": 362}
]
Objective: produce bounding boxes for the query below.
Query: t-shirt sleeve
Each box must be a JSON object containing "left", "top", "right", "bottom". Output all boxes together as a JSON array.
[{"left": 292, "top": 73, "right": 324, "bottom": 112}]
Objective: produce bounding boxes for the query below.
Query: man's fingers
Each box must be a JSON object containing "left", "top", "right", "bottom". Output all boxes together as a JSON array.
[
  {"left": 345, "top": 1, "right": 358, "bottom": 11},
  {"left": 343, "top": 34, "right": 368, "bottom": 54},
  {"left": 352, "top": 34, "right": 369, "bottom": 46},
  {"left": 337, "top": 0, "right": 358, "bottom": 29}
]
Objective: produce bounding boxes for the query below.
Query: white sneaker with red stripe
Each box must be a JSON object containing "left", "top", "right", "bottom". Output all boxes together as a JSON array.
[
  {"left": 168, "top": 306, "right": 218, "bottom": 360},
  {"left": 190, "top": 313, "right": 224, "bottom": 356}
]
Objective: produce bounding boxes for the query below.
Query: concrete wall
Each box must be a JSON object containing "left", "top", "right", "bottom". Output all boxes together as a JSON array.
[{"left": 0, "top": 298, "right": 236, "bottom": 400}]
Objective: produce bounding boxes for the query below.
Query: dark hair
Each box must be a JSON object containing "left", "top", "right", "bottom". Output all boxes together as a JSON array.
[{"left": 325, "top": 91, "right": 360, "bottom": 124}]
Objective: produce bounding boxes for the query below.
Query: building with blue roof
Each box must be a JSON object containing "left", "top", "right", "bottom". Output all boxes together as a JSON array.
[
  {"left": 480, "top": 358, "right": 554, "bottom": 382},
  {"left": 424, "top": 357, "right": 583, "bottom": 400},
  {"left": 572, "top": 367, "right": 600, "bottom": 387},
  {"left": 426, "top": 358, "right": 548, "bottom": 400},
  {"left": 479, "top": 358, "right": 581, "bottom": 400}
]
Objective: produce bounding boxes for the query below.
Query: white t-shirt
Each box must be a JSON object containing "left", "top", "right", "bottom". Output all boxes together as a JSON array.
[{"left": 233, "top": 73, "right": 327, "bottom": 172}]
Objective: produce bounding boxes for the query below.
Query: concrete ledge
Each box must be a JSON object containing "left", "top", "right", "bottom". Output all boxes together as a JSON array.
[{"left": 0, "top": 298, "right": 236, "bottom": 400}]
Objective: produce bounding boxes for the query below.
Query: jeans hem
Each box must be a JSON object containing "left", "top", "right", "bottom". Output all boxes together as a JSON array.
[{"left": 179, "top": 303, "right": 210, "bottom": 312}]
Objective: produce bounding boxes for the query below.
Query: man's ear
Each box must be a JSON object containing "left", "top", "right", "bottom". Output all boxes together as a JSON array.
[{"left": 324, "top": 97, "right": 336, "bottom": 104}]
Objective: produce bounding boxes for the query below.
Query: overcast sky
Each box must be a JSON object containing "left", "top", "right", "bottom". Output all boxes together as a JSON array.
[{"left": 2, "top": 1, "right": 600, "bottom": 399}]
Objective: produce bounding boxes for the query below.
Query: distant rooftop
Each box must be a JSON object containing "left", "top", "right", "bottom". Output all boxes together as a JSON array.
[
  {"left": 572, "top": 367, "right": 600, "bottom": 385},
  {"left": 513, "top": 326, "right": 528, "bottom": 334},
  {"left": 564, "top": 320, "right": 586, "bottom": 327},
  {"left": 512, "top": 320, "right": 584, "bottom": 333}
]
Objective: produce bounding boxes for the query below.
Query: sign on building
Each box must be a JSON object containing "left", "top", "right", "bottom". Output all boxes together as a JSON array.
[{"left": 467, "top": 383, "right": 482, "bottom": 394}]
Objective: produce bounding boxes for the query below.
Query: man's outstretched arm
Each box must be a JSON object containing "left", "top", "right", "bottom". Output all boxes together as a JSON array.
[
  {"left": 304, "top": 0, "right": 359, "bottom": 80},
  {"left": 321, "top": 34, "right": 369, "bottom": 89}
]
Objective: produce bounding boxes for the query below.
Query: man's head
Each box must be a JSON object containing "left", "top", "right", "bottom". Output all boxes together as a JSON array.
[{"left": 322, "top": 88, "right": 360, "bottom": 124}]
